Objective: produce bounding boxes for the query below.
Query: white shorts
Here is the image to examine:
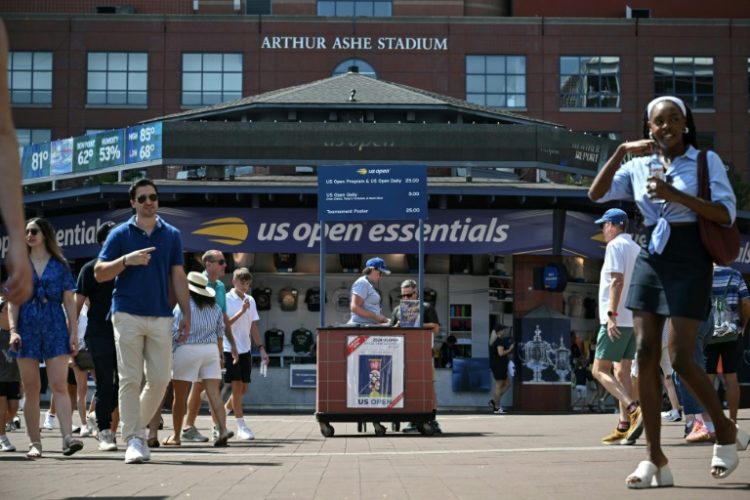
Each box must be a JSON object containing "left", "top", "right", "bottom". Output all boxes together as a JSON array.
[{"left": 172, "top": 343, "right": 222, "bottom": 382}]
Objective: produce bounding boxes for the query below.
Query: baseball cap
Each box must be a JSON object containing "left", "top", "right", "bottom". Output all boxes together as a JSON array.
[
  {"left": 594, "top": 208, "right": 628, "bottom": 226},
  {"left": 365, "top": 257, "right": 391, "bottom": 274}
]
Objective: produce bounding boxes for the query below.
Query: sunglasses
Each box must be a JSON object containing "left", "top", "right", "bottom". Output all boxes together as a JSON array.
[
  {"left": 26, "top": 228, "right": 39, "bottom": 236},
  {"left": 400, "top": 292, "right": 416, "bottom": 298},
  {"left": 136, "top": 193, "right": 158, "bottom": 204},
  {"left": 212, "top": 259, "right": 226, "bottom": 265}
]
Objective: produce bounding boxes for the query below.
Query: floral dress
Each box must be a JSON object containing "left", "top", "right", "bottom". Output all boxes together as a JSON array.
[{"left": 17, "top": 258, "right": 76, "bottom": 360}]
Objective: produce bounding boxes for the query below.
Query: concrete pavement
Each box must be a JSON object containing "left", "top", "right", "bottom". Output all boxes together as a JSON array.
[{"left": 1, "top": 409, "right": 749, "bottom": 499}]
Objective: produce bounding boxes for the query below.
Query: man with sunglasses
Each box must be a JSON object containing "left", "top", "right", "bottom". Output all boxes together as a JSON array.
[
  {"left": 181, "top": 249, "right": 240, "bottom": 443},
  {"left": 591, "top": 208, "right": 643, "bottom": 446},
  {"left": 95, "top": 178, "right": 191, "bottom": 464},
  {"left": 390, "top": 279, "right": 442, "bottom": 434}
]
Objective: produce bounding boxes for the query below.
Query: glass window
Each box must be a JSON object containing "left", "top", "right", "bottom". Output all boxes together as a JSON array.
[
  {"left": 559, "top": 56, "right": 620, "bottom": 109},
  {"left": 86, "top": 52, "right": 148, "bottom": 106},
  {"left": 465, "top": 55, "right": 526, "bottom": 109},
  {"left": 332, "top": 58, "right": 377, "bottom": 78},
  {"left": 8, "top": 52, "right": 53, "bottom": 105},
  {"left": 181, "top": 53, "right": 243, "bottom": 107},
  {"left": 317, "top": 0, "right": 391, "bottom": 16},
  {"left": 653, "top": 56, "right": 714, "bottom": 109},
  {"left": 16, "top": 128, "right": 51, "bottom": 146}
]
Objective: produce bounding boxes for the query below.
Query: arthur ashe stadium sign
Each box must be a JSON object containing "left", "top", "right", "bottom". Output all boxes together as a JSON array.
[{"left": 261, "top": 35, "right": 448, "bottom": 51}]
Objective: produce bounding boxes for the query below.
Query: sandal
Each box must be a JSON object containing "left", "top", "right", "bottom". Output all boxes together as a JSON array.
[
  {"left": 27, "top": 442, "right": 42, "bottom": 458},
  {"left": 711, "top": 443, "right": 739, "bottom": 479},
  {"left": 161, "top": 435, "right": 181, "bottom": 446},
  {"left": 62, "top": 435, "right": 83, "bottom": 456},
  {"left": 736, "top": 424, "right": 749, "bottom": 451},
  {"left": 625, "top": 461, "right": 674, "bottom": 489},
  {"left": 147, "top": 437, "right": 160, "bottom": 448}
]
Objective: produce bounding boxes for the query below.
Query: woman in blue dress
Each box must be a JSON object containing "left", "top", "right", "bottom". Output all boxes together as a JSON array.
[
  {"left": 589, "top": 96, "right": 748, "bottom": 487},
  {"left": 7, "top": 217, "right": 82, "bottom": 457}
]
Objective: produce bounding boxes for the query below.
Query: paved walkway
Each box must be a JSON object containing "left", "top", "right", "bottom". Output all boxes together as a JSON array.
[{"left": 1, "top": 409, "right": 749, "bottom": 499}]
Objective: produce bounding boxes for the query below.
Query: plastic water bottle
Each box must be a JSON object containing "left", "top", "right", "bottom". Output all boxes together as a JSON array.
[
  {"left": 648, "top": 161, "right": 666, "bottom": 203},
  {"left": 260, "top": 360, "right": 268, "bottom": 377}
]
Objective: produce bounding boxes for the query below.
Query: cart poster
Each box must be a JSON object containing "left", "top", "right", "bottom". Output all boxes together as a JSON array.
[{"left": 346, "top": 335, "right": 404, "bottom": 409}]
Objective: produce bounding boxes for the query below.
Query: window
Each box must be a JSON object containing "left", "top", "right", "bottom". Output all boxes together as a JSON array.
[
  {"left": 560, "top": 56, "right": 620, "bottom": 109},
  {"left": 16, "top": 128, "right": 51, "bottom": 146},
  {"left": 585, "top": 131, "right": 624, "bottom": 142},
  {"left": 87, "top": 52, "right": 148, "bottom": 106},
  {"left": 747, "top": 58, "right": 750, "bottom": 109},
  {"left": 696, "top": 132, "right": 715, "bottom": 151},
  {"left": 332, "top": 58, "right": 377, "bottom": 78},
  {"left": 8, "top": 52, "right": 52, "bottom": 105},
  {"left": 318, "top": 0, "right": 392, "bottom": 17},
  {"left": 466, "top": 55, "right": 526, "bottom": 108},
  {"left": 653, "top": 56, "right": 714, "bottom": 109},
  {"left": 182, "top": 53, "right": 243, "bottom": 107}
]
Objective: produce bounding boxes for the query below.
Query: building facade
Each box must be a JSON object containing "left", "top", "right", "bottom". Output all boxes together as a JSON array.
[{"left": 3, "top": 1, "right": 750, "bottom": 173}]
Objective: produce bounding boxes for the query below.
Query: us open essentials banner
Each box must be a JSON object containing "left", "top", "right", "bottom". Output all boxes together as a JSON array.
[{"left": 346, "top": 335, "right": 404, "bottom": 409}]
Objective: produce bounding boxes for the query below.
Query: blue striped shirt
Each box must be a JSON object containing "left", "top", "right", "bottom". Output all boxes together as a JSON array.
[
  {"left": 172, "top": 298, "right": 224, "bottom": 345},
  {"left": 712, "top": 266, "right": 749, "bottom": 329}
]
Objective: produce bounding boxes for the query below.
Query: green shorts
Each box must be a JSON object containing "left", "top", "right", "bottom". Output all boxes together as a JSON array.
[{"left": 595, "top": 324, "right": 636, "bottom": 362}]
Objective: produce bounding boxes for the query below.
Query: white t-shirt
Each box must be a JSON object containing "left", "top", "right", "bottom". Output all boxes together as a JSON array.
[
  {"left": 225, "top": 288, "right": 260, "bottom": 354},
  {"left": 598, "top": 232, "right": 640, "bottom": 327}
]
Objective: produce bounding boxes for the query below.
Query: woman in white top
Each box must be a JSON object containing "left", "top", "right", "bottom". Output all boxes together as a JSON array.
[{"left": 162, "top": 272, "right": 231, "bottom": 447}]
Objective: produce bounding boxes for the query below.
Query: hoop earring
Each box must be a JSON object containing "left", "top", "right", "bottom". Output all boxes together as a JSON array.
[
  {"left": 684, "top": 126, "right": 690, "bottom": 134},
  {"left": 649, "top": 131, "right": 655, "bottom": 140}
]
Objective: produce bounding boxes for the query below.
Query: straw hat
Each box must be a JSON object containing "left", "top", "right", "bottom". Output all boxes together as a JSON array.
[{"left": 187, "top": 271, "right": 216, "bottom": 297}]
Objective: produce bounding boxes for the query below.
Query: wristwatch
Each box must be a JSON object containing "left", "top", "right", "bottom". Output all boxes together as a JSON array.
[{"left": 607, "top": 310, "right": 618, "bottom": 318}]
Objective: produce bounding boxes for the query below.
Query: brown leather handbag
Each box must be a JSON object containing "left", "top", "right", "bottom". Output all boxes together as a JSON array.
[{"left": 697, "top": 149, "right": 740, "bottom": 266}]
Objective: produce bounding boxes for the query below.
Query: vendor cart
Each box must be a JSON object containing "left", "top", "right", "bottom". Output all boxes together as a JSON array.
[{"left": 316, "top": 326, "right": 436, "bottom": 437}]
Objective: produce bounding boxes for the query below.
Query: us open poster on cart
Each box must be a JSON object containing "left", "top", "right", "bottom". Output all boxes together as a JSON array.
[{"left": 346, "top": 335, "right": 404, "bottom": 409}]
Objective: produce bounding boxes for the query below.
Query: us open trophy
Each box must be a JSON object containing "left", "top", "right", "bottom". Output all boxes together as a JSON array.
[
  {"left": 549, "top": 335, "right": 571, "bottom": 383},
  {"left": 519, "top": 324, "right": 553, "bottom": 383}
]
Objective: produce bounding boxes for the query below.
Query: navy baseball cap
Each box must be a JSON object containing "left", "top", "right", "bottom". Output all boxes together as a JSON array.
[
  {"left": 594, "top": 208, "right": 628, "bottom": 226},
  {"left": 365, "top": 257, "right": 391, "bottom": 274}
]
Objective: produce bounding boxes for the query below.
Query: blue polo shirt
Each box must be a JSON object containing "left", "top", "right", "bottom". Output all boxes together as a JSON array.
[{"left": 99, "top": 215, "right": 184, "bottom": 317}]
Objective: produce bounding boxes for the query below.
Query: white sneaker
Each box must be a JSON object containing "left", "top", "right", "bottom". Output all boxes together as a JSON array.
[
  {"left": 98, "top": 429, "right": 117, "bottom": 451},
  {"left": 662, "top": 409, "right": 682, "bottom": 422},
  {"left": 124, "top": 437, "right": 146, "bottom": 464},
  {"left": 0, "top": 435, "right": 15, "bottom": 452},
  {"left": 86, "top": 413, "right": 98, "bottom": 438},
  {"left": 80, "top": 425, "right": 91, "bottom": 438},
  {"left": 236, "top": 427, "right": 254, "bottom": 441},
  {"left": 43, "top": 411, "right": 56, "bottom": 430}
]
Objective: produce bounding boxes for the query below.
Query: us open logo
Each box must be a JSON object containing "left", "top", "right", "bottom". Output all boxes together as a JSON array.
[{"left": 192, "top": 217, "right": 248, "bottom": 245}]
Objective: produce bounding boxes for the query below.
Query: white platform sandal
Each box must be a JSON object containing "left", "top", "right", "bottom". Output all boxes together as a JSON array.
[
  {"left": 626, "top": 460, "right": 674, "bottom": 489},
  {"left": 736, "top": 425, "right": 749, "bottom": 451}
]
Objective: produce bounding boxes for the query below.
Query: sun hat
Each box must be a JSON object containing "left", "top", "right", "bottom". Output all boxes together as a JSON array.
[{"left": 187, "top": 271, "right": 216, "bottom": 297}]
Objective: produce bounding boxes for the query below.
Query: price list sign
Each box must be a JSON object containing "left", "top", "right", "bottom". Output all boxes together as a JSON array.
[
  {"left": 318, "top": 165, "right": 427, "bottom": 221},
  {"left": 73, "top": 130, "right": 125, "bottom": 172},
  {"left": 21, "top": 142, "right": 51, "bottom": 179},
  {"left": 126, "top": 122, "right": 162, "bottom": 164}
]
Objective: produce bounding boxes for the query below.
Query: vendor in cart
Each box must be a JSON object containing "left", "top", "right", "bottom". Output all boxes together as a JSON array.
[{"left": 347, "top": 257, "right": 391, "bottom": 326}]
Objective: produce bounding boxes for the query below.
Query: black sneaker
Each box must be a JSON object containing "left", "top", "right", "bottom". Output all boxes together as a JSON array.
[
  {"left": 402, "top": 423, "right": 419, "bottom": 434},
  {"left": 429, "top": 420, "right": 442, "bottom": 434},
  {"left": 488, "top": 399, "right": 497, "bottom": 412}
]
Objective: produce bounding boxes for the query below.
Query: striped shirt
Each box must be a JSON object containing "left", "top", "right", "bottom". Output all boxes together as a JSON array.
[
  {"left": 712, "top": 266, "right": 749, "bottom": 330},
  {"left": 172, "top": 297, "right": 224, "bottom": 345}
]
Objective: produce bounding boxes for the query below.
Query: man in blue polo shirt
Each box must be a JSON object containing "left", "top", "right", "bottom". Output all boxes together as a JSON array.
[{"left": 95, "top": 178, "right": 191, "bottom": 464}]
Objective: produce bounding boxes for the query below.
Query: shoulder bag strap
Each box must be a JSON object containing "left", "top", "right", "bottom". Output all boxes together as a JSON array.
[{"left": 697, "top": 149, "right": 710, "bottom": 201}]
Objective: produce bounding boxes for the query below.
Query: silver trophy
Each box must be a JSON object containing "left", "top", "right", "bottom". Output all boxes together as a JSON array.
[
  {"left": 549, "top": 335, "right": 571, "bottom": 383},
  {"left": 519, "top": 324, "right": 553, "bottom": 383}
]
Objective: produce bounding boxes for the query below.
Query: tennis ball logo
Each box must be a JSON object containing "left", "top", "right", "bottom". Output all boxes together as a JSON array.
[
  {"left": 192, "top": 217, "right": 248, "bottom": 245},
  {"left": 357, "top": 168, "right": 368, "bottom": 175}
]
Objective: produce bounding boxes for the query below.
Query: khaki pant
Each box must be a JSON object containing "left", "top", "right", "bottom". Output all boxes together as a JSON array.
[{"left": 113, "top": 312, "right": 173, "bottom": 441}]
